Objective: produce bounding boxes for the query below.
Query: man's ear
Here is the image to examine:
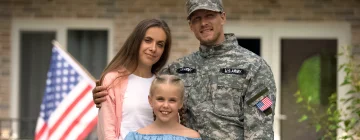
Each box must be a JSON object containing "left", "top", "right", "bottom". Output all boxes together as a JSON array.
[
  {"left": 220, "top": 12, "right": 226, "bottom": 25},
  {"left": 189, "top": 21, "right": 194, "bottom": 32}
]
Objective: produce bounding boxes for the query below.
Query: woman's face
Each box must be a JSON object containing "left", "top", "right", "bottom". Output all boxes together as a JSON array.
[{"left": 138, "top": 27, "right": 166, "bottom": 69}]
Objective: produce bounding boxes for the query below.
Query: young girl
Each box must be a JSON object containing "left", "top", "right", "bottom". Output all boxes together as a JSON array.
[
  {"left": 124, "top": 75, "right": 201, "bottom": 140},
  {"left": 97, "top": 19, "right": 172, "bottom": 140}
]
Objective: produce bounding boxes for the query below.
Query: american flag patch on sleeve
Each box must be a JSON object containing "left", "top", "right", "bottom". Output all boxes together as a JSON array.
[{"left": 255, "top": 96, "right": 272, "bottom": 111}]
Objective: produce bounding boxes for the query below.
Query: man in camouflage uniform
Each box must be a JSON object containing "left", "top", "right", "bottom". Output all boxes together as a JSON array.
[
  {"left": 159, "top": 0, "right": 276, "bottom": 139},
  {"left": 93, "top": 0, "right": 276, "bottom": 139}
]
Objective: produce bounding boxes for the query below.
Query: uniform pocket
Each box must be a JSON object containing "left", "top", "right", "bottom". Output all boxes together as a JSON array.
[
  {"left": 177, "top": 73, "right": 204, "bottom": 107},
  {"left": 211, "top": 74, "right": 247, "bottom": 117}
]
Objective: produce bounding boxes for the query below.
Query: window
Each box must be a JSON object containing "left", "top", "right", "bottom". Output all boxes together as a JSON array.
[
  {"left": 12, "top": 19, "right": 113, "bottom": 139},
  {"left": 237, "top": 38, "right": 261, "bottom": 56},
  {"left": 67, "top": 30, "right": 108, "bottom": 79},
  {"left": 19, "top": 31, "right": 55, "bottom": 138}
]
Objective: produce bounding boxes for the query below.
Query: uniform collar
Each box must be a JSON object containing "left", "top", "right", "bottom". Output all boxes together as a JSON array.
[{"left": 199, "top": 33, "right": 237, "bottom": 58}]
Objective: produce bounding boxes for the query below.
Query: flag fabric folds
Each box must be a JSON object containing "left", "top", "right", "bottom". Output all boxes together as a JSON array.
[{"left": 35, "top": 44, "right": 97, "bottom": 140}]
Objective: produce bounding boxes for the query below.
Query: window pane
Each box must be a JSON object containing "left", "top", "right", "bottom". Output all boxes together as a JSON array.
[
  {"left": 237, "top": 38, "right": 261, "bottom": 56},
  {"left": 67, "top": 30, "right": 108, "bottom": 79},
  {"left": 20, "top": 31, "right": 56, "bottom": 138}
]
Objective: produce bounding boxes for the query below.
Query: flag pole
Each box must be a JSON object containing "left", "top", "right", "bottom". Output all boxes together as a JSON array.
[{"left": 51, "top": 40, "right": 96, "bottom": 81}]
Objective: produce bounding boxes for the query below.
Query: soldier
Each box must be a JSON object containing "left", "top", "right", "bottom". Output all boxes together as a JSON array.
[{"left": 93, "top": 0, "right": 276, "bottom": 139}]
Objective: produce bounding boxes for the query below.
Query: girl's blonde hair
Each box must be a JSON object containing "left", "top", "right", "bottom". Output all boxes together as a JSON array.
[{"left": 149, "top": 74, "right": 185, "bottom": 99}]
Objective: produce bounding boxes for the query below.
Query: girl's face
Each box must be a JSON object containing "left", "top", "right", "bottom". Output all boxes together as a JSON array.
[
  {"left": 148, "top": 84, "right": 183, "bottom": 123},
  {"left": 138, "top": 27, "right": 166, "bottom": 69}
]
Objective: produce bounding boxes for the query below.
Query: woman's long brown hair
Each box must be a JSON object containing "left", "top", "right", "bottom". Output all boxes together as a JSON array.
[{"left": 99, "top": 19, "right": 172, "bottom": 85}]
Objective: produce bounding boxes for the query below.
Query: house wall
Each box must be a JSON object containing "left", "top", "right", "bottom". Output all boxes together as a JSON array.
[
  {"left": 0, "top": 0, "right": 11, "bottom": 117},
  {"left": 0, "top": 0, "right": 359, "bottom": 118}
]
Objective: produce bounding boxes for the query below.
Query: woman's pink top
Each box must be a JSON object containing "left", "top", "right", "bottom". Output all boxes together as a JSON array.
[{"left": 97, "top": 71, "right": 129, "bottom": 140}]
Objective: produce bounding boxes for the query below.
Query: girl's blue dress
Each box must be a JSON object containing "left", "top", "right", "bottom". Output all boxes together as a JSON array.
[{"left": 124, "top": 131, "right": 201, "bottom": 140}]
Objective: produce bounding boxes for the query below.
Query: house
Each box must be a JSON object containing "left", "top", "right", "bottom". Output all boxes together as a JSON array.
[{"left": 0, "top": 0, "right": 359, "bottom": 139}]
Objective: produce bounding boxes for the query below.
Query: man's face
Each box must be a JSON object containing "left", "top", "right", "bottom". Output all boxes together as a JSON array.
[{"left": 189, "top": 9, "right": 226, "bottom": 46}]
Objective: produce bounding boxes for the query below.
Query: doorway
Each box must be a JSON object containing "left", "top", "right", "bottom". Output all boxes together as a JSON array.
[{"left": 280, "top": 39, "right": 337, "bottom": 140}]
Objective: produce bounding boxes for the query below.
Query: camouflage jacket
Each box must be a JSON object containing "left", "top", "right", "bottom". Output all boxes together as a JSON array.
[{"left": 161, "top": 33, "right": 276, "bottom": 140}]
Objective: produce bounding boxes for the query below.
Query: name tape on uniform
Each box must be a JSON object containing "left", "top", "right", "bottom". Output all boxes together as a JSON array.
[
  {"left": 177, "top": 67, "right": 196, "bottom": 73},
  {"left": 220, "top": 68, "right": 246, "bottom": 75}
]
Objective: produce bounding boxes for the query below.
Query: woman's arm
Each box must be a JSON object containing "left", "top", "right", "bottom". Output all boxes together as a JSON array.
[{"left": 97, "top": 72, "right": 120, "bottom": 140}]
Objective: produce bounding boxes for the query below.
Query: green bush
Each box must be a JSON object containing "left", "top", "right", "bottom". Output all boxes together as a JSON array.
[{"left": 295, "top": 45, "right": 360, "bottom": 140}]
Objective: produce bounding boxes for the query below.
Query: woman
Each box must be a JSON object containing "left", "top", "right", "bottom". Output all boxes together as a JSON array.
[{"left": 97, "top": 18, "right": 172, "bottom": 140}]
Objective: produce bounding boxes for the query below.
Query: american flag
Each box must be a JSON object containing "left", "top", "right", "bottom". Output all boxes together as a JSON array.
[
  {"left": 35, "top": 43, "right": 97, "bottom": 140},
  {"left": 255, "top": 96, "right": 272, "bottom": 111}
]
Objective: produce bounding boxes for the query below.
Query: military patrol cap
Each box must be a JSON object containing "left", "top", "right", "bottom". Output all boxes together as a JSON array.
[{"left": 186, "top": 0, "right": 223, "bottom": 20}]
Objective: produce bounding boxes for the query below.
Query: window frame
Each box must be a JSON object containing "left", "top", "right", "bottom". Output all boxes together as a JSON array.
[{"left": 10, "top": 19, "right": 114, "bottom": 138}]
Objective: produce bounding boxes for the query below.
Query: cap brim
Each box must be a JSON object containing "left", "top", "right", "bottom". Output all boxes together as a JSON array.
[{"left": 187, "top": 6, "right": 221, "bottom": 20}]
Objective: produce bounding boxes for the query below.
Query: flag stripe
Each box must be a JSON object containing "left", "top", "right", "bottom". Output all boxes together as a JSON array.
[
  {"left": 60, "top": 101, "right": 94, "bottom": 139},
  {"left": 48, "top": 84, "right": 92, "bottom": 137},
  {"left": 35, "top": 124, "right": 47, "bottom": 140},
  {"left": 49, "top": 88, "right": 94, "bottom": 139},
  {"left": 77, "top": 117, "right": 98, "bottom": 140},
  {"left": 46, "top": 81, "right": 91, "bottom": 127},
  {"left": 261, "top": 97, "right": 272, "bottom": 110},
  {"left": 67, "top": 102, "right": 98, "bottom": 139}
]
